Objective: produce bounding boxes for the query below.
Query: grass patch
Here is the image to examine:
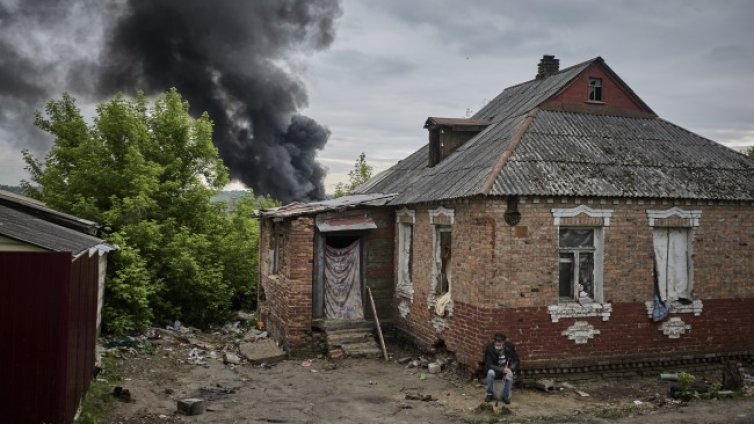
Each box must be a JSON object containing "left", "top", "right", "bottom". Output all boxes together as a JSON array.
[
  {"left": 76, "top": 356, "right": 123, "bottom": 424},
  {"left": 594, "top": 408, "right": 631, "bottom": 419}
]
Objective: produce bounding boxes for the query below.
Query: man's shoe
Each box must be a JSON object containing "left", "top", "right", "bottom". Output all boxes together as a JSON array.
[
  {"left": 485, "top": 394, "right": 493, "bottom": 402},
  {"left": 502, "top": 398, "right": 510, "bottom": 405}
]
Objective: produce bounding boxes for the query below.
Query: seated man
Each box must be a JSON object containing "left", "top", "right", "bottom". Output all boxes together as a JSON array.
[{"left": 484, "top": 333, "right": 520, "bottom": 403}]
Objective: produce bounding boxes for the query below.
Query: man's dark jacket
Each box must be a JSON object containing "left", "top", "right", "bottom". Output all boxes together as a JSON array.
[{"left": 484, "top": 342, "right": 520, "bottom": 373}]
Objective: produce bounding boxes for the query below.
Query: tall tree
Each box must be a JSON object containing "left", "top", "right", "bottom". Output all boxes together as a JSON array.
[
  {"left": 334, "top": 152, "right": 373, "bottom": 197},
  {"left": 23, "top": 89, "right": 269, "bottom": 333}
]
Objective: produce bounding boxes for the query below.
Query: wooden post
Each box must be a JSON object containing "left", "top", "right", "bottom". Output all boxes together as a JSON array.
[{"left": 367, "top": 287, "right": 389, "bottom": 361}]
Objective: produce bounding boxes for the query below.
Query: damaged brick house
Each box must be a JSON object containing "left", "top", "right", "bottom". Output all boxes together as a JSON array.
[{"left": 258, "top": 55, "right": 754, "bottom": 373}]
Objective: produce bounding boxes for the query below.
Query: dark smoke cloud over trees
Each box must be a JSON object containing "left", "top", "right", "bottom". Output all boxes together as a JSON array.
[{"left": 0, "top": 0, "right": 342, "bottom": 203}]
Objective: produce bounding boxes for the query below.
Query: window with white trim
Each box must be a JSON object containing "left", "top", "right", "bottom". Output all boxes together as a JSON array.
[
  {"left": 645, "top": 207, "right": 702, "bottom": 318},
  {"left": 588, "top": 78, "right": 603, "bottom": 102},
  {"left": 652, "top": 227, "right": 693, "bottom": 303},
  {"left": 428, "top": 206, "right": 455, "bottom": 317},
  {"left": 397, "top": 221, "right": 414, "bottom": 298},
  {"left": 434, "top": 226, "right": 452, "bottom": 296},
  {"left": 548, "top": 205, "right": 612, "bottom": 322},
  {"left": 559, "top": 227, "right": 596, "bottom": 302}
]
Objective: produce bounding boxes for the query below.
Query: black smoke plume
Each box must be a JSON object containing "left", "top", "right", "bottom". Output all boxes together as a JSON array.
[{"left": 0, "top": 0, "right": 341, "bottom": 203}]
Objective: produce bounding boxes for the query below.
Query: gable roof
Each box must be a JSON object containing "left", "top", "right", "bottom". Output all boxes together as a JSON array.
[
  {"left": 0, "top": 190, "right": 113, "bottom": 255},
  {"left": 355, "top": 56, "right": 754, "bottom": 203}
]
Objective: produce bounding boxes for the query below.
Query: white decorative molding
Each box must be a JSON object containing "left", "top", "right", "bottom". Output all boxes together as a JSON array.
[
  {"left": 396, "top": 207, "right": 416, "bottom": 224},
  {"left": 429, "top": 206, "right": 455, "bottom": 225},
  {"left": 548, "top": 302, "right": 612, "bottom": 323},
  {"left": 431, "top": 316, "right": 449, "bottom": 333},
  {"left": 562, "top": 321, "right": 601, "bottom": 344},
  {"left": 395, "top": 285, "right": 414, "bottom": 301},
  {"left": 659, "top": 317, "right": 692, "bottom": 339},
  {"left": 644, "top": 299, "right": 703, "bottom": 318},
  {"left": 398, "top": 300, "right": 411, "bottom": 318},
  {"left": 552, "top": 205, "right": 614, "bottom": 226},
  {"left": 646, "top": 207, "right": 702, "bottom": 227}
]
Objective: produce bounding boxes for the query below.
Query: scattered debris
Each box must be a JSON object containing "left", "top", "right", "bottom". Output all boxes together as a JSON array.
[
  {"left": 224, "top": 352, "right": 242, "bottom": 365},
  {"left": 112, "top": 386, "right": 132, "bottom": 402},
  {"left": 177, "top": 398, "right": 205, "bottom": 416},
  {"left": 575, "top": 390, "right": 590, "bottom": 397},
  {"left": 428, "top": 362, "right": 442, "bottom": 374},
  {"left": 239, "top": 339, "right": 286, "bottom": 363},
  {"left": 722, "top": 360, "right": 744, "bottom": 390},
  {"left": 660, "top": 373, "right": 679, "bottom": 381},
  {"left": 404, "top": 390, "right": 434, "bottom": 401},
  {"left": 397, "top": 356, "right": 412, "bottom": 365},
  {"left": 535, "top": 379, "right": 556, "bottom": 392}
]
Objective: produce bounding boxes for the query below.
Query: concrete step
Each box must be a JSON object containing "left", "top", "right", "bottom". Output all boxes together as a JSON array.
[
  {"left": 327, "top": 331, "right": 374, "bottom": 346},
  {"left": 320, "top": 319, "right": 374, "bottom": 331},
  {"left": 342, "top": 342, "right": 383, "bottom": 358}
]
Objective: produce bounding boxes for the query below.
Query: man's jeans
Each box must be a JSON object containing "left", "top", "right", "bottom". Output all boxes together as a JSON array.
[{"left": 486, "top": 369, "right": 513, "bottom": 401}]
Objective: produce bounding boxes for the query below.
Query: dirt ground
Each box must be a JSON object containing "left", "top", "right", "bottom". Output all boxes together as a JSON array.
[{"left": 98, "top": 325, "right": 754, "bottom": 424}]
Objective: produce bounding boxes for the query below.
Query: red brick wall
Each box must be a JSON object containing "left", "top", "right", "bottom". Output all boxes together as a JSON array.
[
  {"left": 544, "top": 62, "right": 653, "bottom": 116},
  {"left": 258, "top": 217, "right": 315, "bottom": 350},
  {"left": 393, "top": 197, "right": 754, "bottom": 370},
  {"left": 361, "top": 208, "right": 396, "bottom": 320},
  {"left": 258, "top": 207, "right": 395, "bottom": 350}
]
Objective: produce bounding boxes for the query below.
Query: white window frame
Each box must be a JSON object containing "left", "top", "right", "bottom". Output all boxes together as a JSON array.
[
  {"left": 588, "top": 77, "right": 603, "bottom": 102},
  {"left": 396, "top": 208, "right": 415, "bottom": 300},
  {"left": 558, "top": 227, "right": 600, "bottom": 302},
  {"left": 644, "top": 207, "right": 703, "bottom": 317},
  {"left": 549, "top": 205, "right": 613, "bottom": 322},
  {"left": 434, "top": 226, "right": 452, "bottom": 296},
  {"left": 428, "top": 207, "right": 454, "bottom": 317}
]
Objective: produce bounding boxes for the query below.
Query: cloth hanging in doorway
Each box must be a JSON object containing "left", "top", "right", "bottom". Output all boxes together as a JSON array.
[{"left": 324, "top": 240, "right": 364, "bottom": 320}]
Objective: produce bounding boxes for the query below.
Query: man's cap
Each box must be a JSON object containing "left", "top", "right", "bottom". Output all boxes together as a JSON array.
[{"left": 494, "top": 333, "right": 506, "bottom": 342}]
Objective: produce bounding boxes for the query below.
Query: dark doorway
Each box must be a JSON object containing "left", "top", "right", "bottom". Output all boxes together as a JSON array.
[{"left": 326, "top": 234, "right": 359, "bottom": 249}]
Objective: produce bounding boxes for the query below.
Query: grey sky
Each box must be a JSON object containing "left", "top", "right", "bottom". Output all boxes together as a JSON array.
[
  {"left": 304, "top": 0, "right": 754, "bottom": 190},
  {"left": 1, "top": 0, "right": 753, "bottom": 192}
]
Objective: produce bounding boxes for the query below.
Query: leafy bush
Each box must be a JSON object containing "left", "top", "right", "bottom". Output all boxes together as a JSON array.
[{"left": 24, "top": 90, "right": 274, "bottom": 334}]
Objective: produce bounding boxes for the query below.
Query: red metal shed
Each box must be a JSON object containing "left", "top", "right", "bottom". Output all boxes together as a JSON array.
[{"left": 0, "top": 190, "right": 114, "bottom": 424}]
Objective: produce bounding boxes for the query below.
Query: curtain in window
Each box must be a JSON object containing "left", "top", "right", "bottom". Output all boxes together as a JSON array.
[
  {"left": 652, "top": 228, "right": 692, "bottom": 303},
  {"left": 324, "top": 240, "right": 364, "bottom": 320}
]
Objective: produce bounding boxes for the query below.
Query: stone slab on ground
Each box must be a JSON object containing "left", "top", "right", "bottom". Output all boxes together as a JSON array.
[{"left": 239, "top": 339, "right": 286, "bottom": 363}]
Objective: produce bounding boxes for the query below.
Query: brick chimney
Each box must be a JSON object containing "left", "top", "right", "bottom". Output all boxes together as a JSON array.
[{"left": 536, "top": 55, "right": 559, "bottom": 79}]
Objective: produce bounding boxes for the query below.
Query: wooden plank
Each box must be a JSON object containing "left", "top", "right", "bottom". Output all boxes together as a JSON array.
[{"left": 367, "top": 287, "right": 389, "bottom": 361}]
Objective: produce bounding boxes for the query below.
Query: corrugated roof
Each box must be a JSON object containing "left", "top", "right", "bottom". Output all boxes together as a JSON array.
[
  {"left": 425, "top": 117, "right": 490, "bottom": 127},
  {"left": 386, "top": 114, "right": 525, "bottom": 204},
  {"left": 354, "top": 56, "right": 754, "bottom": 204},
  {"left": 0, "top": 204, "right": 109, "bottom": 254},
  {"left": 354, "top": 60, "right": 594, "bottom": 205},
  {"left": 259, "top": 193, "right": 396, "bottom": 218},
  {"left": 472, "top": 58, "right": 595, "bottom": 122},
  {"left": 491, "top": 110, "right": 754, "bottom": 199},
  {"left": 0, "top": 189, "right": 100, "bottom": 235},
  {"left": 0, "top": 189, "right": 114, "bottom": 255}
]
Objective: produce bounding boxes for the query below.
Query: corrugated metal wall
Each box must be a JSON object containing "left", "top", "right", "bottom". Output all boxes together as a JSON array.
[{"left": 0, "top": 251, "right": 100, "bottom": 424}]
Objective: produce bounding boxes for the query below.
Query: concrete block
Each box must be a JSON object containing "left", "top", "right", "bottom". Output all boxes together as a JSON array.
[{"left": 177, "top": 398, "right": 205, "bottom": 416}]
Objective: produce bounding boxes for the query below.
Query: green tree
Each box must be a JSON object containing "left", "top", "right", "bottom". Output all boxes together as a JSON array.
[
  {"left": 746, "top": 146, "right": 754, "bottom": 158},
  {"left": 23, "top": 89, "right": 267, "bottom": 333},
  {"left": 334, "top": 152, "right": 373, "bottom": 197}
]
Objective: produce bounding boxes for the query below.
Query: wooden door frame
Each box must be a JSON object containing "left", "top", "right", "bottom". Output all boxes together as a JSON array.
[{"left": 312, "top": 230, "right": 367, "bottom": 320}]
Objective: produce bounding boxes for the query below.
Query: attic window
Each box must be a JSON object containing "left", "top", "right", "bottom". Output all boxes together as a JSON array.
[{"left": 588, "top": 78, "right": 603, "bottom": 102}]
